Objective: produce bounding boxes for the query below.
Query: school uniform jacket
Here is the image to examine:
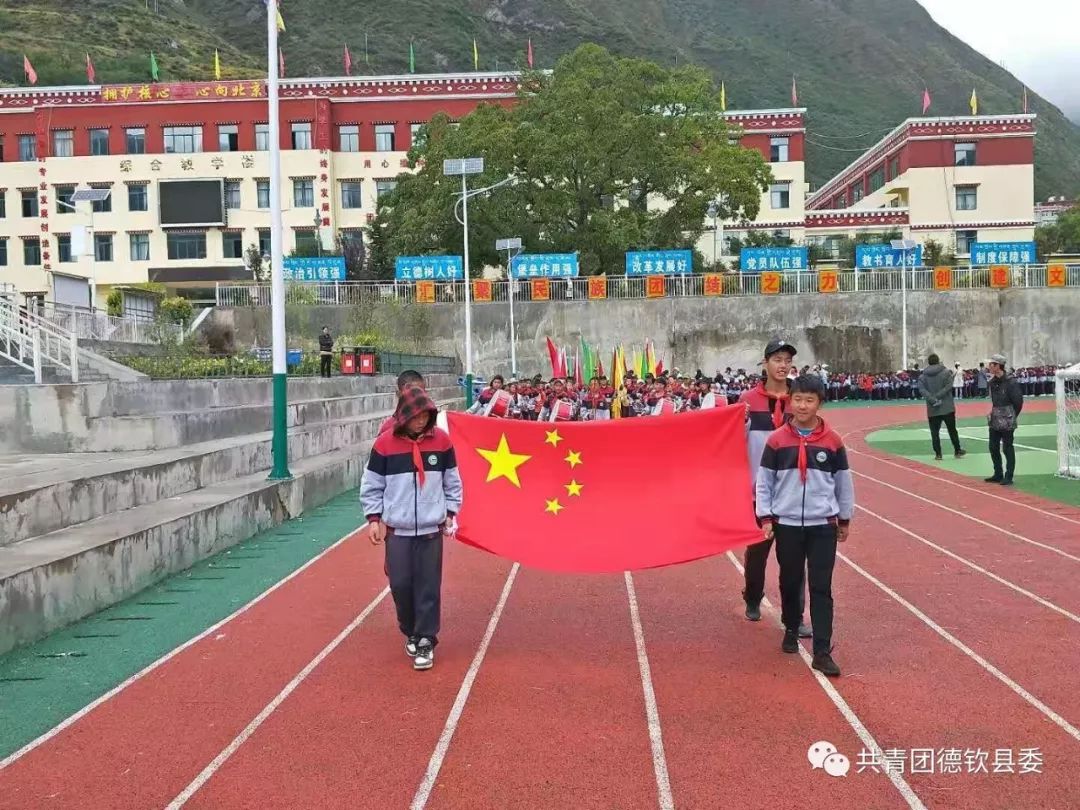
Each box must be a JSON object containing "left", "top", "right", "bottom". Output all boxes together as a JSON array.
[
  {"left": 360, "top": 428, "right": 463, "bottom": 537},
  {"left": 739, "top": 382, "right": 792, "bottom": 487},
  {"left": 755, "top": 420, "right": 855, "bottom": 528}
]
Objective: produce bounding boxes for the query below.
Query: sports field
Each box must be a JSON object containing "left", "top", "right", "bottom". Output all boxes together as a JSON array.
[{"left": 1, "top": 398, "right": 1077, "bottom": 810}]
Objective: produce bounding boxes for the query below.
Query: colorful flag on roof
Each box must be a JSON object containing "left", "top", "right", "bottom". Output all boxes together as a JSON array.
[
  {"left": 86, "top": 53, "right": 96, "bottom": 84},
  {"left": 969, "top": 87, "right": 978, "bottom": 116},
  {"left": 23, "top": 55, "right": 38, "bottom": 85},
  {"left": 214, "top": 49, "right": 222, "bottom": 80},
  {"left": 149, "top": 51, "right": 160, "bottom": 82}
]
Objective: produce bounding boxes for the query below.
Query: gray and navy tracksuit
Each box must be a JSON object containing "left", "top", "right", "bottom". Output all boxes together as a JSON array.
[
  {"left": 756, "top": 419, "right": 855, "bottom": 654},
  {"left": 360, "top": 426, "right": 463, "bottom": 646}
]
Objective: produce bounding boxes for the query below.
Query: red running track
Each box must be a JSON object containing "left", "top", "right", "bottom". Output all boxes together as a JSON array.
[{"left": 1, "top": 401, "right": 1077, "bottom": 810}]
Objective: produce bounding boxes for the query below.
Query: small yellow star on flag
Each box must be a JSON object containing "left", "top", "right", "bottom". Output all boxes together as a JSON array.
[
  {"left": 545, "top": 429, "right": 563, "bottom": 447},
  {"left": 545, "top": 498, "right": 564, "bottom": 515},
  {"left": 565, "top": 480, "right": 583, "bottom": 497},
  {"left": 565, "top": 450, "right": 582, "bottom": 468},
  {"left": 476, "top": 434, "right": 532, "bottom": 488}
]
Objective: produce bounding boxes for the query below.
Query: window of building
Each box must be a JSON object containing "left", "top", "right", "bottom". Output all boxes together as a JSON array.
[
  {"left": 224, "top": 180, "right": 241, "bottom": 210},
  {"left": 954, "top": 142, "right": 976, "bottom": 167},
  {"left": 166, "top": 232, "right": 207, "bottom": 260},
  {"left": 341, "top": 181, "right": 362, "bottom": 209},
  {"left": 125, "top": 128, "right": 146, "bottom": 155},
  {"left": 293, "top": 178, "right": 314, "bottom": 208},
  {"left": 0, "top": 192, "right": 5, "bottom": 219},
  {"left": 18, "top": 134, "right": 37, "bottom": 161},
  {"left": 291, "top": 122, "right": 312, "bottom": 150},
  {"left": 218, "top": 124, "right": 239, "bottom": 152},
  {"left": 164, "top": 125, "right": 203, "bottom": 154},
  {"left": 375, "top": 179, "right": 397, "bottom": 201},
  {"left": 832, "top": 193, "right": 847, "bottom": 209},
  {"left": 0, "top": 238, "right": 6, "bottom": 266},
  {"left": 868, "top": 167, "right": 885, "bottom": 193},
  {"left": 769, "top": 182, "right": 790, "bottom": 210},
  {"left": 255, "top": 123, "right": 270, "bottom": 151},
  {"left": 374, "top": 124, "right": 395, "bottom": 152},
  {"left": 91, "top": 189, "right": 112, "bottom": 213},
  {"left": 955, "top": 185, "right": 978, "bottom": 211},
  {"left": 94, "top": 233, "right": 113, "bottom": 262},
  {"left": 128, "top": 183, "right": 149, "bottom": 212},
  {"left": 410, "top": 123, "right": 425, "bottom": 149},
  {"left": 851, "top": 183, "right": 864, "bottom": 203},
  {"left": 57, "top": 234, "right": 73, "bottom": 263},
  {"left": 0, "top": 136, "right": 4, "bottom": 162},
  {"left": 769, "top": 137, "right": 789, "bottom": 163},
  {"left": 56, "top": 186, "right": 75, "bottom": 214},
  {"left": 130, "top": 232, "right": 150, "bottom": 261},
  {"left": 256, "top": 180, "right": 270, "bottom": 209},
  {"left": 889, "top": 155, "right": 901, "bottom": 180},
  {"left": 24, "top": 237, "right": 41, "bottom": 266},
  {"left": 89, "top": 129, "right": 110, "bottom": 156},
  {"left": 21, "top": 190, "right": 39, "bottom": 218},
  {"left": 258, "top": 229, "right": 271, "bottom": 256},
  {"left": 52, "top": 130, "right": 74, "bottom": 158},
  {"left": 222, "top": 231, "right": 244, "bottom": 259},
  {"left": 339, "top": 125, "right": 360, "bottom": 152},
  {"left": 955, "top": 229, "right": 978, "bottom": 256},
  {"left": 294, "top": 230, "right": 318, "bottom": 253}
]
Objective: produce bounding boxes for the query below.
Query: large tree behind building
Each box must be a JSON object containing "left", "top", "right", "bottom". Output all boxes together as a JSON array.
[{"left": 367, "top": 44, "right": 772, "bottom": 277}]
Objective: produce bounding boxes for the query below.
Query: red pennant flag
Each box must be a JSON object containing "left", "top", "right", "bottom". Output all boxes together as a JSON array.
[
  {"left": 791, "top": 75, "right": 798, "bottom": 106},
  {"left": 23, "top": 55, "right": 38, "bottom": 86},
  {"left": 922, "top": 87, "right": 931, "bottom": 115},
  {"left": 86, "top": 53, "right": 96, "bottom": 84},
  {"left": 344, "top": 44, "right": 353, "bottom": 76},
  {"left": 1022, "top": 86, "right": 1029, "bottom": 114},
  {"left": 527, "top": 38, "right": 534, "bottom": 69},
  {"left": 448, "top": 407, "right": 759, "bottom": 572}
]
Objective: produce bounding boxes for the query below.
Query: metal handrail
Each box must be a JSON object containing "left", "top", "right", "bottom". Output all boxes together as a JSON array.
[{"left": 0, "top": 298, "right": 79, "bottom": 383}]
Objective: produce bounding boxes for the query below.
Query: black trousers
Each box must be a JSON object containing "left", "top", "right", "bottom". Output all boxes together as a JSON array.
[
  {"left": 385, "top": 532, "right": 443, "bottom": 645},
  {"left": 774, "top": 524, "right": 837, "bottom": 655},
  {"left": 989, "top": 428, "right": 1016, "bottom": 480},
  {"left": 928, "top": 412, "right": 962, "bottom": 456},
  {"left": 743, "top": 537, "right": 806, "bottom": 617},
  {"left": 320, "top": 353, "right": 333, "bottom": 377}
]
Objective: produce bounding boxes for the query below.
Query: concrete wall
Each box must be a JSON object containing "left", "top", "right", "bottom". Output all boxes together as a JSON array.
[{"left": 212, "top": 287, "right": 1080, "bottom": 376}]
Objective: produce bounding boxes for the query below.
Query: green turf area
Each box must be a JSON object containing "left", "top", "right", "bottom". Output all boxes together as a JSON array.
[
  {"left": 867, "top": 411, "right": 1080, "bottom": 509},
  {"left": 0, "top": 490, "right": 365, "bottom": 760}
]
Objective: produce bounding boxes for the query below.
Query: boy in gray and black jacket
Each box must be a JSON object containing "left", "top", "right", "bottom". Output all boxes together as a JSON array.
[{"left": 360, "top": 386, "right": 463, "bottom": 671}]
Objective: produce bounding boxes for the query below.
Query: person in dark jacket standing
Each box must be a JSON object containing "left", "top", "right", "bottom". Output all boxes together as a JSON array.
[
  {"left": 318, "top": 326, "right": 334, "bottom": 378},
  {"left": 984, "top": 354, "right": 1024, "bottom": 485},
  {"left": 918, "top": 354, "right": 967, "bottom": 461}
]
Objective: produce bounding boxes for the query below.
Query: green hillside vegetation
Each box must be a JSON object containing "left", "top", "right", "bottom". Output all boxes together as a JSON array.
[{"left": 2, "top": 0, "right": 1079, "bottom": 198}]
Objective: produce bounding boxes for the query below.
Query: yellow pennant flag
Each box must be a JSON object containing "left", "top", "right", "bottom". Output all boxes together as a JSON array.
[
  {"left": 720, "top": 81, "right": 727, "bottom": 112},
  {"left": 473, "top": 38, "right": 479, "bottom": 70},
  {"left": 970, "top": 87, "right": 978, "bottom": 116},
  {"left": 213, "top": 49, "right": 221, "bottom": 80}
]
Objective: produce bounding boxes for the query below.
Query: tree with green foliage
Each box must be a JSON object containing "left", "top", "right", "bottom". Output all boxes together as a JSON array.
[
  {"left": 1035, "top": 206, "right": 1080, "bottom": 258},
  {"left": 370, "top": 44, "right": 773, "bottom": 276}
]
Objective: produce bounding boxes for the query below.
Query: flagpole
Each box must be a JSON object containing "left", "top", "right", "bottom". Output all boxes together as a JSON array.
[{"left": 267, "top": 0, "right": 291, "bottom": 480}]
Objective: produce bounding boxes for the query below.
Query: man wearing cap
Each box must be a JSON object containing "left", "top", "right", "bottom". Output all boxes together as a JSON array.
[
  {"left": 739, "top": 338, "right": 810, "bottom": 637},
  {"left": 984, "top": 354, "right": 1024, "bottom": 485}
]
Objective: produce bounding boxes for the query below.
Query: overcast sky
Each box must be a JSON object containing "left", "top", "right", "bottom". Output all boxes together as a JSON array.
[{"left": 915, "top": 0, "right": 1080, "bottom": 120}]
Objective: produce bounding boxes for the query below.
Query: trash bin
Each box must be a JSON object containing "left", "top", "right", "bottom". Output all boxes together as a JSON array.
[
  {"left": 286, "top": 349, "right": 303, "bottom": 368},
  {"left": 356, "top": 345, "right": 377, "bottom": 376},
  {"left": 340, "top": 348, "right": 357, "bottom": 375}
]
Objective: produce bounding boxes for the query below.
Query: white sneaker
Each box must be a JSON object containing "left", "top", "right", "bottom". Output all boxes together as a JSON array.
[
  {"left": 413, "top": 639, "right": 434, "bottom": 671},
  {"left": 405, "top": 637, "right": 418, "bottom": 658}
]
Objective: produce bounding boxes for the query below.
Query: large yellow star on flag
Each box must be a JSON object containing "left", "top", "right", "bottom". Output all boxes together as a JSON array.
[
  {"left": 545, "top": 429, "right": 563, "bottom": 447},
  {"left": 545, "top": 498, "right": 564, "bottom": 515},
  {"left": 565, "top": 480, "right": 583, "bottom": 497},
  {"left": 476, "top": 434, "right": 532, "bottom": 488},
  {"left": 565, "top": 450, "right": 582, "bottom": 469}
]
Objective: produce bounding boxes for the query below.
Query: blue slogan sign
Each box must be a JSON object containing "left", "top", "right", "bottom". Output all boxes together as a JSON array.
[
  {"left": 282, "top": 256, "right": 346, "bottom": 282},
  {"left": 969, "top": 242, "right": 1036, "bottom": 265},
  {"left": 855, "top": 244, "right": 924, "bottom": 270},
  {"left": 625, "top": 250, "right": 693, "bottom": 275},
  {"left": 511, "top": 253, "right": 579, "bottom": 278},
  {"left": 739, "top": 247, "right": 808, "bottom": 272},
  {"left": 394, "top": 255, "right": 464, "bottom": 281}
]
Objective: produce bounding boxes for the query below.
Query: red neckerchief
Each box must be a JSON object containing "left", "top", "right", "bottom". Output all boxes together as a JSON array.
[
  {"left": 784, "top": 418, "right": 828, "bottom": 482},
  {"left": 758, "top": 382, "right": 790, "bottom": 428}
]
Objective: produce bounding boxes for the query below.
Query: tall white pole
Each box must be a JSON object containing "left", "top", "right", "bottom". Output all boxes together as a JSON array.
[
  {"left": 901, "top": 248, "right": 909, "bottom": 370},
  {"left": 267, "top": 0, "right": 290, "bottom": 479},
  {"left": 461, "top": 174, "right": 473, "bottom": 376},
  {"left": 507, "top": 248, "right": 517, "bottom": 377}
]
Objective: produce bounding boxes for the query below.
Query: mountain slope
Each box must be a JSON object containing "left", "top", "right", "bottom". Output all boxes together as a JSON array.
[{"left": 2, "top": 0, "right": 1078, "bottom": 198}]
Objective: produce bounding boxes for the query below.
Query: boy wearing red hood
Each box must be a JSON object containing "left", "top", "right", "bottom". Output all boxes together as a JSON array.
[
  {"left": 739, "top": 339, "right": 810, "bottom": 637},
  {"left": 378, "top": 370, "right": 427, "bottom": 435},
  {"left": 361, "top": 386, "right": 463, "bottom": 671},
  {"left": 756, "top": 374, "right": 854, "bottom": 678}
]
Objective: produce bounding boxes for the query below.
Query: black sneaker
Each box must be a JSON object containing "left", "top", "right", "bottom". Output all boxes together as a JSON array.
[
  {"left": 812, "top": 652, "right": 841, "bottom": 677},
  {"left": 405, "top": 637, "right": 419, "bottom": 658},
  {"left": 745, "top": 602, "right": 762, "bottom": 622},
  {"left": 798, "top": 622, "right": 812, "bottom": 639},
  {"left": 413, "top": 639, "right": 434, "bottom": 671},
  {"left": 955, "top": 449, "right": 967, "bottom": 459},
  {"left": 1000, "top": 478, "right": 1014, "bottom": 486},
  {"left": 782, "top": 629, "right": 799, "bottom": 654},
  {"left": 934, "top": 454, "right": 943, "bottom": 461},
  {"left": 985, "top": 475, "right": 1003, "bottom": 483}
]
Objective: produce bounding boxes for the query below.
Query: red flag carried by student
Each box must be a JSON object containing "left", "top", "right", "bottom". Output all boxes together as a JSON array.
[{"left": 447, "top": 407, "right": 759, "bottom": 572}]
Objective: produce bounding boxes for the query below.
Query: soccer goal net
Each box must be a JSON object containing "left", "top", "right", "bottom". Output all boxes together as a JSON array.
[{"left": 1057, "top": 363, "right": 1080, "bottom": 479}]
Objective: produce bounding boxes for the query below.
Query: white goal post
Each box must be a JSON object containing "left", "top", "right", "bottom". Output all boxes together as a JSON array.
[{"left": 1056, "top": 363, "right": 1080, "bottom": 479}]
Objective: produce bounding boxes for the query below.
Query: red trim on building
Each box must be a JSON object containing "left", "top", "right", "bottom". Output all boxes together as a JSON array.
[
  {"left": 805, "top": 209, "right": 910, "bottom": 229},
  {"left": 909, "top": 220, "right": 1036, "bottom": 231},
  {"left": 905, "top": 136, "right": 1034, "bottom": 168}
]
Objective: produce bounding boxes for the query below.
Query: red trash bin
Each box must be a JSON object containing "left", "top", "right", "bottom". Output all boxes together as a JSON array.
[
  {"left": 357, "top": 346, "right": 376, "bottom": 376},
  {"left": 340, "top": 349, "right": 357, "bottom": 375}
]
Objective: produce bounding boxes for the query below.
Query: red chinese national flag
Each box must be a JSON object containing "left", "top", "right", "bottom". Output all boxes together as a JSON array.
[{"left": 447, "top": 407, "right": 759, "bottom": 573}]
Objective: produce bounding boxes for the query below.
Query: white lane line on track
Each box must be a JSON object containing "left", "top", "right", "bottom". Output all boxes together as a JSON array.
[
  {"left": 856, "top": 504, "right": 1080, "bottom": 625},
  {"left": 852, "top": 470, "right": 1080, "bottom": 563},
  {"left": 411, "top": 562, "right": 519, "bottom": 810},
  {"left": 625, "top": 572, "right": 675, "bottom": 810},
  {"left": 0, "top": 527, "right": 363, "bottom": 771},
  {"left": 724, "top": 552, "right": 928, "bottom": 810},
  {"left": 921, "top": 427, "right": 1056, "bottom": 455},
  {"left": 165, "top": 585, "right": 391, "bottom": 808},
  {"left": 837, "top": 553, "right": 1080, "bottom": 744}
]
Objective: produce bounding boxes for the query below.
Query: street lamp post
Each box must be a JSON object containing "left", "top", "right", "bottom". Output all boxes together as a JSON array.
[
  {"left": 891, "top": 238, "right": 918, "bottom": 371},
  {"left": 65, "top": 187, "right": 111, "bottom": 313},
  {"left": 496, "top": 237, "right": 523, "bottom": 378},
  {"left": 443, "top": 158, "right": 484, "bottom": 394}
]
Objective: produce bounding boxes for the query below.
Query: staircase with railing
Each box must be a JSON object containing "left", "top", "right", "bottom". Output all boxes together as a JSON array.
[{"left": 0, "top": 296, "right": 80, "bottom": 384}]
